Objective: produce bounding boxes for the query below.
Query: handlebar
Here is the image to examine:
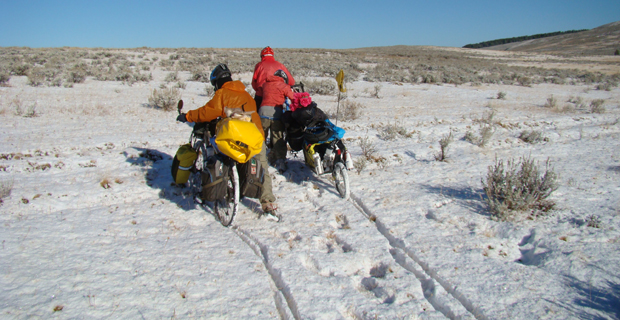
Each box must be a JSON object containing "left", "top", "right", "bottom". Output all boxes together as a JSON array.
[{"left": 177, "top": 100, "right": 183, "bottom": 115}]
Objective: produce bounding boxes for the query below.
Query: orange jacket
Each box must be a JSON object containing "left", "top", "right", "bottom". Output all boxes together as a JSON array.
[
  {"left": 260, "top": 75, "right": 296, "bottom": 107},
  {"left": 186, "top": 80, "right": 264, "bottom": 137},
  {"left": 251, "top": 56, "right": 295, "bottom": 97}
]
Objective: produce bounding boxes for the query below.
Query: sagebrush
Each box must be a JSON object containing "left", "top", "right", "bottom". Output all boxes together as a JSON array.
[
  {"left": 148, "top": 87, "right": 181, "bottom": 111},
  {"left": 482, "top": 156, "right": 558, "bottom": 221}
]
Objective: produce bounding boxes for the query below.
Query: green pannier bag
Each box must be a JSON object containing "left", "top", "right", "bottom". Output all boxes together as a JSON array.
[
  {"left": 171, "top": 144, "right": 197, "bottom": 184},
  {"left": 237, "top": 156, "right": 264, "bottom": 199}
]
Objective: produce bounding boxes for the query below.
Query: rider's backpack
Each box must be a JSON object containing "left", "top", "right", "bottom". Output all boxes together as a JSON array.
[
  {"left": 201, "top": 157, "right": 229, "bottom": 202},
  {"left": 291, "top": 102, "right": 327, "bottom": 127},
  {"left": 171, "top": 144, "right": 198, "bottom": 184},
  {"left": 237, "top": 157, "right": 264, "bottom": 199},
  {"left": 304, "top": 120, "right": 335, "bottom": 143}
]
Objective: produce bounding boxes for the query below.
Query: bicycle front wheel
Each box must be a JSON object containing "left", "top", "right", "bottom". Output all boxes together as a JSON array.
[
  {"left": 332, "top": 162, "right": 350, "bottom": 200},
  {"left": 215, "top": 163, "right": 239, "bottom": 226},
  {"left": 188, "top": 140, "right": 205, "bottom": 204}
]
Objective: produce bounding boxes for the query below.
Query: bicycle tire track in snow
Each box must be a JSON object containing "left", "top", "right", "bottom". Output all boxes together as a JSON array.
[
  {"left": 232, "top": 226, "right": 301, "bottom": 320},
  {"left": 349, "top": 193, "right": 488, "bottom": 320}
]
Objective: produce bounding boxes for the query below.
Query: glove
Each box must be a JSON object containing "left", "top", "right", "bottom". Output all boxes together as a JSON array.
[{"left": 176, "top": 113, "right": 187, "bottom": 123}]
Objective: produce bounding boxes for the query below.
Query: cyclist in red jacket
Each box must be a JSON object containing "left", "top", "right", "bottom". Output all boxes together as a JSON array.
[{"left": 252, "top": 46, "right": 295, "bottom": 110}]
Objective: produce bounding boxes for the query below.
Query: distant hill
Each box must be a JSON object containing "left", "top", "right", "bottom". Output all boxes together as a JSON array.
[
  {"left": 463, "top": 30, "right": 588, "bottom": 49},
  {"left": 470, "top": 21, "right": 620, "bottom": 56}
]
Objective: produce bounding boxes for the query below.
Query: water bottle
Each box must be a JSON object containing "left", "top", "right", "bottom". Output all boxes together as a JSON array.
[
  {"left": 312, "top": 152, "right": 323, "bottom": 174},
  {"left": 344, "top": 151, "right": 353, "bottom": 170},
  {"left": 324, "top": 148, "right": 334, "bottom": 171}
]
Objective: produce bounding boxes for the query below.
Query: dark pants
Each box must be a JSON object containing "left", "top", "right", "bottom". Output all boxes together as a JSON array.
[{"left": 254, "top": 95, "right": 263, "bottom": 110}]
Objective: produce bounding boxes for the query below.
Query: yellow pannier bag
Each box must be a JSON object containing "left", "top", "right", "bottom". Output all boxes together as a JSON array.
[
  {"left": 171, "top": 143, "right": 198, "bottom": 184},
  {"left": 214, "top": 118, "right": 264, "bottom": 164},
  {"left": 303, "top": 143, "right": 318, "bottom": 168}
]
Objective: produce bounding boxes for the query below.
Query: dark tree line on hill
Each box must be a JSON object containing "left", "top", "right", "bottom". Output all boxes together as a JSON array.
[{"left": 463, "top": 29, "right": 589, "bottom": 49}]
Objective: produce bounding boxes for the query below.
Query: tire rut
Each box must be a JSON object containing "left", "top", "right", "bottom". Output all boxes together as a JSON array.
[
  {"left": 232, "top": 226, "right": 301, "bottom": 320},
  {"left": 349, "top": 193, "right": 488, "bottom": 320}
]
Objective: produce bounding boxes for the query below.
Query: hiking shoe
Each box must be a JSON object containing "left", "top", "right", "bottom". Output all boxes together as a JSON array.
[
  {"left": 274, "top": 159, "right": 288, "bottom": 173},
  {"left": 261, "top": 202, "right": 281, "bottom": 222}
]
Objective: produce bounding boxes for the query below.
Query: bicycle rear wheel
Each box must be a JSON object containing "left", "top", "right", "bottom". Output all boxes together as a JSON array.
[
  {"left": 332, "top": 162, "right": 350, "bottom": 200},
  {"left": 215, "top": 163, "right": 239, "bottom": 226}
]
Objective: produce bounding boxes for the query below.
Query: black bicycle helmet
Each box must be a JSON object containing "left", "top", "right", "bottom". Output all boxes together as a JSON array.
[
  {"left": 210, "top": 63, "right": 232, "bottom": 89},
  {"left": 274, "top": 69, "right": 288, "bottom": 84}
]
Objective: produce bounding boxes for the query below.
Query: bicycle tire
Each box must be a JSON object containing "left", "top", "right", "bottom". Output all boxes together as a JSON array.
[
  {"left": 332, "top": 162, "right": 350, "bottom": 200},
  {"left": 188, "top": 138, "right": 205, "bottom": 204},
  {"left": 215, "top": 163, "right": 239, "bottom": 226}
]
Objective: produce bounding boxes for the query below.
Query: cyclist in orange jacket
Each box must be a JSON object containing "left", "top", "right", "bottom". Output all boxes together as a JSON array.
[{"left": 177, "top": 64, "right": 279, "bottom": 220}]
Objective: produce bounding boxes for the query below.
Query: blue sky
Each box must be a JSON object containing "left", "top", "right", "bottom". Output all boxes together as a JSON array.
[{"left": 1, "top": 0, "right": 618, "bottom": 49}]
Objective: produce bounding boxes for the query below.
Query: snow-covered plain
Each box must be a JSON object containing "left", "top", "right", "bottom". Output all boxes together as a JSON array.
[{"left": 1, "top": 52, "right": 619, "bottom": 319}]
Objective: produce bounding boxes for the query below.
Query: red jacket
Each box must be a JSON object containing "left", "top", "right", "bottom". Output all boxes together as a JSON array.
[
  {"left": 260, "top": 75, "right": 296, "bottom": 107},
  {"left": 186, "top": 80, "right": 264, "bottom": 137},
  {"left": 252, "top": 56, "right": 295, "bottom": 97}
]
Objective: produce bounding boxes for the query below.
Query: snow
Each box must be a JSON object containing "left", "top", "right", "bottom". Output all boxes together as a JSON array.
[{"left": 1, "top": 66, "right": 619, "bottom": 319}]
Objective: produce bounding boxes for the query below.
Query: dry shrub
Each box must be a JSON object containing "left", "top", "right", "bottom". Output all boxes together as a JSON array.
[
  {"left": 331, "top": 100, "right": 364, "bottom": 121},
  {"left": 435, "top": 131, "right": 453, "bottom": 161},
  {"left": 304, "top": 78, "right": 336, "bottom": 95},
  {"left": 482, "top": 156, "right": 558, "bottom": 221},
  {"left": 27, "top": 67, "right": 45, "bottom": 87},
  {"left": 378, "top": 121, "right": 413, "bottom": 141},
  {"left": 519, "top": 130, "right": 544, "bottom": 144},
  {"left": 148, "top": 87, "right": 181, "bottom": 111},
  {"left": 543, "top": 95, "right": 557, "bottom": 109},
  {"left": 0, "top": 70, "right": 10, "bottom": 86},
  {"left": 358, "top": 136, "right": 376, "bottom": 160},
  {"left": 0, "top": 179, "right": 13, "bottom": 203},
  {"left": 465, "top": 125, "right": 494, "bottom": 147},
  {"left": 353, "top": 157, "right": 367, "bottom": 174},
  {"left": 590, "top": 99, "right": 606, "bottom": 114}
]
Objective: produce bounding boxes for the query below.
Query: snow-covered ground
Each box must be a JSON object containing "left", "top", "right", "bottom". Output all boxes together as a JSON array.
[{"left": 1, "top": 63, "right": 619, "bottom": 319}]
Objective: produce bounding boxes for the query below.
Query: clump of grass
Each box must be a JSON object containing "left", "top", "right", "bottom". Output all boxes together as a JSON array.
[
  {"left": 331, "top": 100, "right": 364, "bottom": 121},
  {"left": 165, "top": 71, "right": 179, "bottom": 83},
  {"left": 353, "top": 157, "right": 367, "bottom": 175},
  {"left": 359, "top": 136, "right": 376, "bottom": 160},
  {"left": 519, "top": 130, "right": 544, "bottom": 144},
  {"left": 0, "top": 179, "right": 13, "bottom": 204},
  {"left": 590, "top": 99, "right": 606, "bottom": 114},
  {"left": 543, "top": 95, "right": 557, "bottom": 109},
  {"left": 497, "top": 91, "right": 506, "bottom": 100},
  {"left": 474, "top": 109, "right": 496, "bottom": 125},
  {"left": 465, "top": 125, "right": 494, "bottom": 147},
  {"left": 27, "top": 67, "right": 45, "bottom": 87},
  {"left": 586, "top": 215, "right": 601, "bottom": 228},
  {"left": 435, "top": 131, "right": 453, "bottom": 161},
  {"left": 568, "top": 96, "right": 587, "bottom": 110},
  {"left": 23, "top": 103, "right": 37, "bottom": 118},
  {"left": 148, "top": 87, "right": 181, "bottom": 111},
  {"left": 304, "top": 78, "right": 336, "bottom": 95},
  {"left": 372, "top": 84, "right": 381, "bottom": 99},
  {"left": 517, "top": 75, "right": 532, "bottom": 87},
  {"left": 482, "top": 156, "right": 558, "bottom": 221},
  {"left": 12, "top": 97, "right": 23, "bottom": 116},
  {"left": 378, "top": 121, "right": 413, "bottom": 141},
  {"left": 0, "top": 70, "right": 10, "bottom": 86}
]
